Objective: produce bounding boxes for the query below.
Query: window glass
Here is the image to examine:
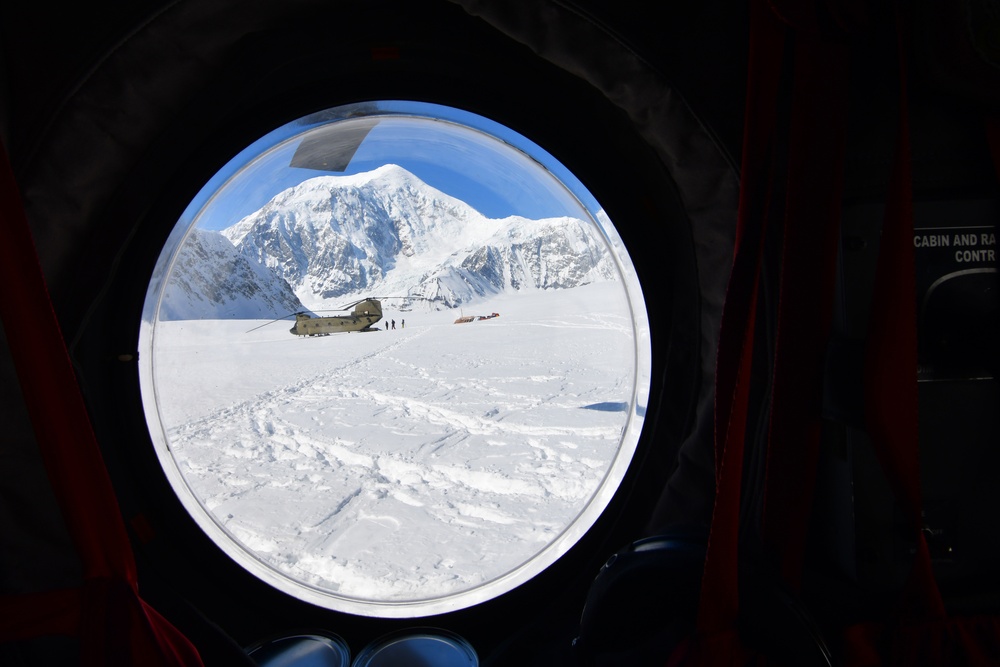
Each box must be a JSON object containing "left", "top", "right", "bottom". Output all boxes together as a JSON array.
[{"left": 139, "top": 102, "right": 650, "bottom": 617}]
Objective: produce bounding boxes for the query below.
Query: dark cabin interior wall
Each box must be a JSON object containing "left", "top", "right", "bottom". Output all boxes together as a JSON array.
[{"left": 1, "top": 0, "right": 998, "bottom": 664}]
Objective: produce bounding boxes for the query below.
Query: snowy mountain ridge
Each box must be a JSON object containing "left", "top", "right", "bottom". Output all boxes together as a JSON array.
[
  {"left": 164, "top": 164, "right": 615, "bottom": 319},
  {"left": 159, "top": 229, "right": 307, "bottom": 321}
]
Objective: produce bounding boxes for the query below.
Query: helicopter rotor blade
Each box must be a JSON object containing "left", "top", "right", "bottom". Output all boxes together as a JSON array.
[
  {"left": 318, "top": 295, "right": 447, "bottom": 312},
  {"left": 244, "top": 312, "right": 301, "bottom": 333},
  {"left": 369, "top": 295, "right": 443, "bottom": 304},
  {"left": 333, "top": 298, "right": 368, "bottom": 311}
]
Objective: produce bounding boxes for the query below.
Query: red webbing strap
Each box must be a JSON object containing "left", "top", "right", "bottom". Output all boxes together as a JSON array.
[
  {"left": 759, "top": 10, "right": 850, "bottom": 588},
  {"left": 694, "top": 1, "right": 856, "bottom": 663},
  {"left": 693, "top": 0, "right": 785, "bottom": 662},
  {"left": 0, "top": 140, "right": 203, "bottom": 666},
  {"left": 859, "top": 6, "right": 944, "bottom": 623},
  {"left": 844, "top": 9, "right": 1000, "bottom": 666}
]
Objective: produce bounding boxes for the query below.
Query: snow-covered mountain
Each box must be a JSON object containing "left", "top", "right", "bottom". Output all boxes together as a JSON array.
[
  {"left": 163, "top": 164, "right": 616, "bottom": 319},
  {"left": 224, "top": 164, "right": 615, "bottom": 308},
  {"left": 159, "top": 229, "right": 306, "bottom": 320}
]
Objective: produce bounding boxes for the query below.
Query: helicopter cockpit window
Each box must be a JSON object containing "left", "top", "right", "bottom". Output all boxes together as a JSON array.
[{"left": 138, "top": 102, "right": 650, "bottom": 617}]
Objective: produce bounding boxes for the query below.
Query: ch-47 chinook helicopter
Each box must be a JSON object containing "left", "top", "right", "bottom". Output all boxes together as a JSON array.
[
  {"left": 248, "top": 296, "right": 439, "bottom": 337},
  {"left": 244, "top": 297, "right": 385, "bottom": 337},
  {"left": 288, "top": 297, "right": 384, "bottom": 336}
]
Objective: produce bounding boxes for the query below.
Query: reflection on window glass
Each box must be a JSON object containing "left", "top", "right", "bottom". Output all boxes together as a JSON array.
[{"left": 139, "top": 102, "right": 650, "bottom": 617}]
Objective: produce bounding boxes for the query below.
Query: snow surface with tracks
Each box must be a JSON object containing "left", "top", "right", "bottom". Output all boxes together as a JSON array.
[{"left": 148, "top": 282, "right": 640, "bottom": 602}]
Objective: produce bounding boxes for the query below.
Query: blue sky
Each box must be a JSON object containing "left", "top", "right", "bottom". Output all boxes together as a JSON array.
[{"left": 188, "top": 102, "right": 600, "bottom": 232}]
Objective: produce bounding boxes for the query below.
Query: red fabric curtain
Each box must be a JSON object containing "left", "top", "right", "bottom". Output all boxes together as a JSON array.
[
  {"left": 690, "top": 1, "right": 1000, "bottom": 665},
  {"left": 0, "top": 139, "right": 204, "bottom": 666},
  {"left": 693, "top": 1, "right": 850, "bottom": 664}
]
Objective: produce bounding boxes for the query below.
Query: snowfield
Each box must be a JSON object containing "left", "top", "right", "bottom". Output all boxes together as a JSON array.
[{"left": 146, "top": 282, "right": 644, "bottom": 607}]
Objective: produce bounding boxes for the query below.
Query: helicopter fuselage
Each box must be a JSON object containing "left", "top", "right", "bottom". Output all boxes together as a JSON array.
[{"left": 289, "top": 298, "right": 383, "bottom": 336}]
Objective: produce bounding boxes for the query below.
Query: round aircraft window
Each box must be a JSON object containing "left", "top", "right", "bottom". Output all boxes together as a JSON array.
[{"left": 138, "top": 101, "right": 650, "bottom": 617}]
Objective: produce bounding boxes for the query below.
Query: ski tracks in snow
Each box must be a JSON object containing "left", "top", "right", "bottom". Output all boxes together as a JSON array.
[{"left": 166, "top": 306, "right": 634, "bottom": 600}]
